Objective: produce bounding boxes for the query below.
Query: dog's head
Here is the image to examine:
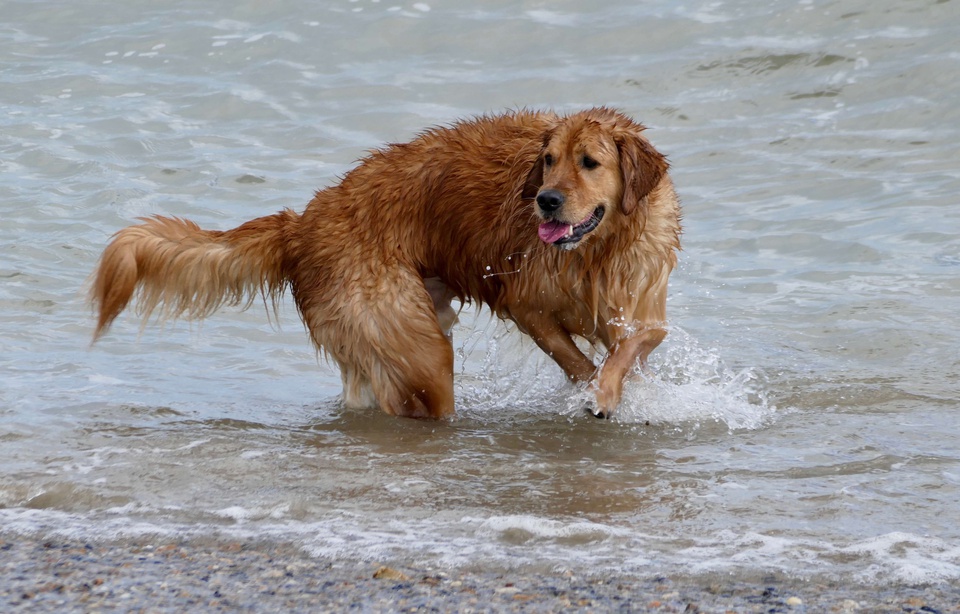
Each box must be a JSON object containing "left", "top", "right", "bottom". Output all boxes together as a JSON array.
[{"left": 523, "top": 108, "right": 668, "bottom": 250}]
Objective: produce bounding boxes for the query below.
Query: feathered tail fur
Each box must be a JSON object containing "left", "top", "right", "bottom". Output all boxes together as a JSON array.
[{"left": 90, "top": 210, "right": 299, "bottom": 340}]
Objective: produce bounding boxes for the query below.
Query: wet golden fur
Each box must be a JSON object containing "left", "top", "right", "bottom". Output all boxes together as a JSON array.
[{"left": 90, "top": 108, "right": 681, "bottom": 419}]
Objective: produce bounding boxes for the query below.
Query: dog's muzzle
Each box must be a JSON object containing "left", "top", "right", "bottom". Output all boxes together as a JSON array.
[
  {"left": 536, "top": 189, "right": 565, "bottom": 214},
  {"left": 537, "top": 205, "right": 606, "bottom": 248}
]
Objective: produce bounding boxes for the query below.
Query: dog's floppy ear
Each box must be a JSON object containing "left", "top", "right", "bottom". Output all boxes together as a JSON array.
[
  {"left": 521, "top": 154, "right": 544, "bottom": 201},
  {"left": 617, "top": 131, "right": 668, "bottom": 216},
  {"left": 521, "top": 127, "right": 555, "bottom": 200}
]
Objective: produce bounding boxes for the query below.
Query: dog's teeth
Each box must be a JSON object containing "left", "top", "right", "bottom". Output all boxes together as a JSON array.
[{"left": 565, "top": 225, "right": 573, "bottom": 237}]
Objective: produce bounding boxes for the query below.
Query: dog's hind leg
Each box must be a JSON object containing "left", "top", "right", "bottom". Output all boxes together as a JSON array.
[
  {"left": 366, "top": 330, "right": 455, "bottom": 419},
  {"left": 369, "top": 273, "right": 455, "bottom": 418},
  {"left": 424, "top": 276, "right": 458, "bottom": 340},
  {"left": 298, "top": 267, "right": 455, "bottom": 419},
  {"left": 340, "top": 364, "right": 377, "bottom": 410}
]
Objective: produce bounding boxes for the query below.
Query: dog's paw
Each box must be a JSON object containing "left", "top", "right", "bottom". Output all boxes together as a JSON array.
[
  {"left": 591, "top": 387, "right": 620, "bottom": 420},
  {"left": 583, "top": 403, "right": 612, "bottom": 419}
]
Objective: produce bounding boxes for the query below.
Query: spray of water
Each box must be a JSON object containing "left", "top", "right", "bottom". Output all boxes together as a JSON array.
[{"left": 452, "top": 314, "right": 775, "bottom": 430}]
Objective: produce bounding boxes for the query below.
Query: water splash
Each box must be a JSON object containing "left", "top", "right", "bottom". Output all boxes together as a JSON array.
[
  {"left": 452, "top": 315, "right": 775, "bottom": 430},
  {"left": 614, "top": 326, "right": 776, "bottom": 430},
  {"left": 453, "top": 315, "right": 574, "bottom": 417}
]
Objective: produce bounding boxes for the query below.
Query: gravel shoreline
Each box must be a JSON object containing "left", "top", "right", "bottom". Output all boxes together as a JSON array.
[{"left": 2, "top": 534, "right": 958, "bottom": 613}]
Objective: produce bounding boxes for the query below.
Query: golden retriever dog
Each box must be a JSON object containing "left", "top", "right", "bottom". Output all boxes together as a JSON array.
[{"left": 90, "top": 107, "right": 681, "bottom": 419}]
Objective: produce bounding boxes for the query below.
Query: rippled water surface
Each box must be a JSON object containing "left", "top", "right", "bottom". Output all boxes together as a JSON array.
[{"left": 2, "top": 0, "right": 960, "bottom": 584}]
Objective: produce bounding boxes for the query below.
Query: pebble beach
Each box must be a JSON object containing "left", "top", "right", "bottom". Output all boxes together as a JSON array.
[{"left": 3, "top": 534, "right": 958, "bottom": 613}]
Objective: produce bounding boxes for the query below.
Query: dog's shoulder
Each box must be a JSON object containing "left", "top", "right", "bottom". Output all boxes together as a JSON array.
[{"left": 416, "top": 110, "right": 557, "bottom": 151}]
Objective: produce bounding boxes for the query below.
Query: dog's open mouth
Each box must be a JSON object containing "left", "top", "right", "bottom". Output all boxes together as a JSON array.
[{"left": 538, "top": 206, "right": 605, "bottom": 246}]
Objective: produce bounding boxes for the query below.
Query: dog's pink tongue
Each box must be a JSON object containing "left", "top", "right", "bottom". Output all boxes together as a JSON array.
[{"left": 538, "top": 220, "right": 571, "bottom": 244}]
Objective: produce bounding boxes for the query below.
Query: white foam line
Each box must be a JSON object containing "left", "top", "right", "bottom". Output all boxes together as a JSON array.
[{"left": 3, "top": 507, "right": 956, "bottom": 584}]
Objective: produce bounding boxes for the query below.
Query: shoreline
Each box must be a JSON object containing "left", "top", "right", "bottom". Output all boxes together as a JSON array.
[{"left": 2, "top": 534, "right": 957, "bottom": 612}]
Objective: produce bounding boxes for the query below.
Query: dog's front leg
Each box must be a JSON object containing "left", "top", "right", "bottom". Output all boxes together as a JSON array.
[
  {"left": 591, "top": 327, "right": 667, "bottom": 418},
  {"left": 510, "top": 308, "right": 596, "bottom": 383}
]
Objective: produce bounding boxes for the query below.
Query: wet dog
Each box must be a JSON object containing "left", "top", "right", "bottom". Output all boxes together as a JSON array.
[{"left": 90, "top": 108, "right": 681, "bottom": 418}]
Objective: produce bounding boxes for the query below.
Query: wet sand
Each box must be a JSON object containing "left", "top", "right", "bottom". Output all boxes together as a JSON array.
[{"left": 2, "top": 534, "right": 957, "bottom": 613}]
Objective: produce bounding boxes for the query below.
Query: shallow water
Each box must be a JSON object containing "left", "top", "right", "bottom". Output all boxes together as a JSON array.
[{"left": 2, "top": 0, "right": 960, "bottom": 584}]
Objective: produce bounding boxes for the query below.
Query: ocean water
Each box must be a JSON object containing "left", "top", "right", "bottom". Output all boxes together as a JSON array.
[{"left": 2, "top": 0, "right": 960, "bottom": 585}]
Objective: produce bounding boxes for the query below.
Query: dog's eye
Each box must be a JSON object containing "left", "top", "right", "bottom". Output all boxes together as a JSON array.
[
  {"left": 543, "top": 154, "right": 554, "bottom": 167},
  {"left": 581, "top": 155, "right": 599, "bottom": 170}
]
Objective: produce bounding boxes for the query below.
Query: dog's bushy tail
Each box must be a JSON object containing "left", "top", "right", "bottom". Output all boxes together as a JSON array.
[{"left": 90, "top": 210, "right": 299, "bottom": 340}]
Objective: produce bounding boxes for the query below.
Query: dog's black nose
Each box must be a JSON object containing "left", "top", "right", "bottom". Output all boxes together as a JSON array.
[{"left": 536, "top": 189, "right": 565, "bottom": 213}]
